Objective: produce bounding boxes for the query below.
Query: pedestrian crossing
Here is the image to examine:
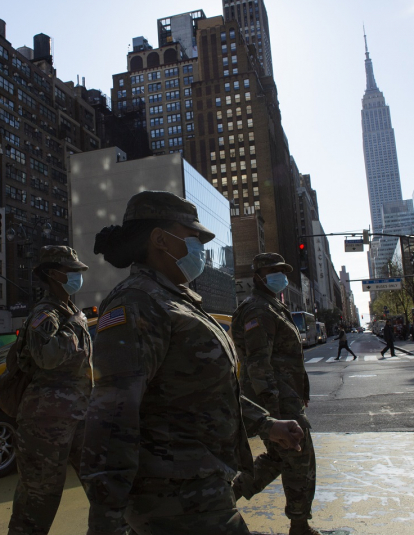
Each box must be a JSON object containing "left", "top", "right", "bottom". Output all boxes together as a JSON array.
[{"left": 304, "top": 354, "right": 414, "bottom": 364}]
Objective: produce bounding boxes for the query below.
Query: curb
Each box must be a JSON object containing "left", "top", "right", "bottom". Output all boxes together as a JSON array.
[{"left": 378, "top": 338, "right": 414, "bottom": 356}]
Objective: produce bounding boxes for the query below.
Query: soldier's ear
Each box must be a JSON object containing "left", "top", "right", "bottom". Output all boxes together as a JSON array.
[{"left": 150, "top": 227, "right": 168, "bottom": 251}]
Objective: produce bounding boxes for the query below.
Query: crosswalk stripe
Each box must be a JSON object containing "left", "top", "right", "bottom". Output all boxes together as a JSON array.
[
  {"left": 345, "top": 356, "right": 354, "bottom": 361},
  {"left": 326, "top": 357, "right": 337, "bottom": 362},
  {"left": 364, "top": 356, "right": 378, "bottom": 361},
  {"left": 306, "top": 357, "right": 324, "bottom": 363}
]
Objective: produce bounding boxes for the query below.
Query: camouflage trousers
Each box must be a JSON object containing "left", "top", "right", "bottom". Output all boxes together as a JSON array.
[
  {"left": 121, "top": 475, "right": 251, "bottom": 535},
  {"left": 8, "top": 417, "right": 86, "bottom": 535},
  {"left": 232, "top": 428, "right": 316, "bottom": 521}
]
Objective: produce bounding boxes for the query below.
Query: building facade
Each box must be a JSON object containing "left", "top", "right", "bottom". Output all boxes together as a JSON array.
[
  {"left": 0, "top": 21, "right": 100, "bottom": 311},
  {"left": 222, "top": 0, "right": 273, "bottom": 77},
  {"left": 69, "top": 149, "right": 236, "bottom": 314},
  {"left": 361, "top": 31, "right": 403, "bottom": 234}
]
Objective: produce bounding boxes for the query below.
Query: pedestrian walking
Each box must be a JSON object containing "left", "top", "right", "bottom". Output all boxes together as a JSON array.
[
  {"left": 8, "top": 246, "right": 93, "bottom": 535},
  {"left": 231, "top": 253, "right": 322, "bottom": 535},
  {"left": 80, "top": 191, "right": 304, "bottom": 535},
  {"left": 334, "top": 326, "right": 357, "bottom": 360},
  {"left": 381, "top": 319, "right": 396, "bottom": 357}
]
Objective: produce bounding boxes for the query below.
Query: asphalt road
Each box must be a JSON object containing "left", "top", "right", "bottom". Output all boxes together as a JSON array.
[{"left": 304, "top": 331, "right": 414, "bottom": 432}]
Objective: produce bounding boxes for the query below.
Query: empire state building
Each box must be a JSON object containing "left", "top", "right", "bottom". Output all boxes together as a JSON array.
[{"left": 361, "top": 32, "right": 402, "bottom": 233}]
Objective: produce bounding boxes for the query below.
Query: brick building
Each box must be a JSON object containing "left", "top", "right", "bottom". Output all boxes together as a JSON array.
[{"left": 0, "top": 21, "right": 100, "bottom": 310}]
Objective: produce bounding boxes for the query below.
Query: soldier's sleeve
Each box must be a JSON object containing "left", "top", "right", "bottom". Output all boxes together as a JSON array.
[
  {"left": 240, "top": 394, "right": 278, "bottom": 439},
  {"left": 25, "top": 308, "right": 85, "bottom": 369},
  {"left": 241, "top": 307, "right": 281, "bottom": 418},
  {"left": 81, "top": 289, "right": 171, "bottom": 534}
]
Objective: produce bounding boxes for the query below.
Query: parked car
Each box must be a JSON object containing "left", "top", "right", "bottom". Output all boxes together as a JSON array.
[{"left": 0, "top": 341, "right": 18, "bottom": 478}]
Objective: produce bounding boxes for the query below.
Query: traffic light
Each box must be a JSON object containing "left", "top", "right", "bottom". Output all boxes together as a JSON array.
[
  {"left": 33, "top": 287, "right": 43, "bottom": 303},
  {"left": 361, "top": 315, "right": 364, "bottom": 319},
  {"left": 363, "top": 229, "right": 370, "bottom": 245},
  {"left": 299, "top": 243, "right": 305, "bottom": 253}
]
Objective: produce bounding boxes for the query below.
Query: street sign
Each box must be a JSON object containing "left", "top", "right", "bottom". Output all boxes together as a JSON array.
[
  {"left": 345, "top": 239, "right": 364, "bottom": 252},
  {"left": 362, "top": 278, "right": 402, "bottom": 292}
]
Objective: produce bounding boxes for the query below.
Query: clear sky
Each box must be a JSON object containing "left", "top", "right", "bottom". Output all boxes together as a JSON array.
[{"left": 2, "top": 0, "right": 413, "bottom": 320}]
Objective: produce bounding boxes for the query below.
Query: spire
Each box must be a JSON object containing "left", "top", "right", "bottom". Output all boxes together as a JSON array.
[{"left": 363, "top": 26, "right": 378, "bottom": 92}]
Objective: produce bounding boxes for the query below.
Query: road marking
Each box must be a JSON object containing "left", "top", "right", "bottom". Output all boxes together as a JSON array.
[
  {"left": 326, "top": 357, "right": 338, "bottom": 362},
  {"left": 349, "top": 374, "right": 377, "bottom": 378},
  {"left": 364, "top": 355, "right": 378, "bottom": 361},
  {"left": 306, "top": 357, "right": 324, "bottom": 363},
  {"left": 345, "top": 356, "right": 354, "bottom": 361}
]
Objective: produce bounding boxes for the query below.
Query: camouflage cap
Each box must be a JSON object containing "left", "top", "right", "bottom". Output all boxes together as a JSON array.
[
  {"left": 34, "top": 245, "right": 88, "bottom": 272},
  {"left": 123, "top": 190, "right": 215, "bottom": 244},
  {"left": 252, "top": 252, "right": 293, "bottom": 273}
]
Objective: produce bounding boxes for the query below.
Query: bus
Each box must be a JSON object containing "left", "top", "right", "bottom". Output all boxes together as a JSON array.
[
  {"left": 291, "top": 312, "right": 317, "bottom": 347},
  {"left": 316, "top": 322, "right": 327, "bottom": 344}
]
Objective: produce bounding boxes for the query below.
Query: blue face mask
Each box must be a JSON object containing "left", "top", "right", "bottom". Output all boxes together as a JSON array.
[
  {"left": 165, "top": 232, "right": 206, "bottom": 282},
  {"left": 261, "top": 272, "right": 289, "bottom": 294},
  {"left": 52, "top": 271, "right": 83, "bottom": 295}
]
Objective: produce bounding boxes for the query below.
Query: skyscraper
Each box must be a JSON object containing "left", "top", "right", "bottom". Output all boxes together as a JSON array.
[
  {"left": 361, "top": 30, "right": 402, "bottom": 234},
  {"left": 222, "top": 0, "right": 273, "bottom": 77}
]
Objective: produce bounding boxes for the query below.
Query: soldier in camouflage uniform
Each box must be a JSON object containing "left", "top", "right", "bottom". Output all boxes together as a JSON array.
[
  {"left": 80, "top": 191, "right": 304, "bottom": 535},
  {"left": 231, "top": 253, "right": 322, "bottom": 535},
  {"left": 8, "top": 246, "right": 93, "bottom": 535}
]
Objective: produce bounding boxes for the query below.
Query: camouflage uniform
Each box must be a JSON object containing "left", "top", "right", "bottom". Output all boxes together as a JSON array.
[
  {"left": 231, "top": 253, "right": 316, "bottom": 522},
  {"left": 81, "top": 192, "right": 280, "bottom": 535},
  {"left": 8, "top": 246, "right": 93, "bottom": 535}
]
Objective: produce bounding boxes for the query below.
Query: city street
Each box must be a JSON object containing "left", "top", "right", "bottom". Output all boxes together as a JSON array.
[
  {"left": 305, "top": 331, "right": 414, "bottom": 432},
  {"left": 1, "top": 331, "right": 413, "bottom": 535}
]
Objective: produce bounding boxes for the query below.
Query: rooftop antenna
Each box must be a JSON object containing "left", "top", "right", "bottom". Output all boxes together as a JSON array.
[{"left": 363, "top": 23, "right": 369, "bottom": 57}]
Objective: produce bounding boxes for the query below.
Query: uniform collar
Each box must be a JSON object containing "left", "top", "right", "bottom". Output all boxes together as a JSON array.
[
  {"left": 252, "top": 287, "right": 288, "bottom": 312},
  {"left": 130, "top": 263, "right": 203, "bottom": 306},
  {"left": 41, "top": 290, "right": 77, "bottom": 313}
]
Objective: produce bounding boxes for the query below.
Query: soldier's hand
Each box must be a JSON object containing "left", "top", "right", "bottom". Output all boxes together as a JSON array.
[{"left": 268, "top": 420, "right": 304, "bottom": 451}]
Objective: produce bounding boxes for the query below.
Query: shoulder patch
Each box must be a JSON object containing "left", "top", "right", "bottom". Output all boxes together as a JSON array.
[
  {"left": 244, "top": 318, "right": 260, "bottom": 332},
  {"left": 97, "top": 306, "right": 127, "bottom": 333},
  {"left": 31, "top": 312, "right": 52, "bottom": 330}
]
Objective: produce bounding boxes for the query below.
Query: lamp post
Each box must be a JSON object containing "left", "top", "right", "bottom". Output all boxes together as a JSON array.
[{"left": 6, "top": 217, "right": 52, "bottom": 308}]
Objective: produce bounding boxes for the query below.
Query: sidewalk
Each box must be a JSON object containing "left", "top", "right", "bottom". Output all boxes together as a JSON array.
[
  {"left": 240, "top": 433, "right": 414, "bottom": 535},
  {"left": 1, "top": 433, "right": 413, "bottom": 535}
]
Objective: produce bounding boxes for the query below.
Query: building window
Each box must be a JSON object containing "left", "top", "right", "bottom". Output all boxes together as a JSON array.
[
  {"left": 211, "top": 165, "right": 217, "bottom": 174},
  {"left": 31, "top": 195, "right": 49, "bottom": 212},
  {"left": 183, "top": 76, "right": 193, "bottom": 86},
  {"left": 149, "top": 94, "right": 162, "bottom": 103},
  {"left": 249, "top": 132, "right": 255, "bottom": 141},
  {"left": 234, "top": 81, "right": 240, "bottom": 90},
  {"left": 168, "top": 137, "right": 183, "bottom": 147},
  {"left": 216, "top": 97, "right": 221, "bottom": 107},
  {"left": 235, "top": 94, "right": 241, "bottom": 103},
  {"left": 230, "top": 42, "right": 236, "bottom": 51},
  {"left": 148, "top": 83, "right": 162, "bottom": 93},
  {"left": 165, "top": 79, "right": 179, "bottom": 89},
  {"left": 117, "top": 89, "right": 127, "bottom": 98},
  {"left": 238, "top": 133, "right": 244, "bottom": 143},
  {"left": 119, "top": 78, "right": 124, "bottom": 86},
  {"left": 216, "top": 110, "right": 222, "bottom": 120},
  {"left": 229, "top": 28, "right": 236, "bottom": 40},
  {"left": 225, "top": 96, "right": 232, "bottom": 105},
  {"left": 185, "top": 99, "right": 193, "bottom": 109},
  {"left": 151, "top": 129, "right": 164, "bottom": 138},
  {"left": 210, "top": 152, "right": 216, "bottom": 161},
  {"left": 237, "top": 120, "right": 243, "bottom": 130},
  {"left": 222, "top": 44, "right": 228, "bottom": 54},
  {"left": 149, "top": 105, "right": 163, "bottom": 115},
  {"left": 186, "top": 123, "right": 194, "bottom": 132},
  {"left": 166, "top": 102, "right": 181, "bottom": 112},
  {"left": 221, "top": 32, "right": 227, "bottom": 42},
  {"left": 168, "top": 113, "right": 181, "bottom": 123},
  {"left": 247, "top": 118, "right": 254, "bottom": 128},
  {"left": 222, "top": 177, "right": 228, "bottom": 186},
  {"left": 239, "top": 147, "right": 245, "bottom": 156},
  {"left": 148, "top": 71, "right": 161, "bottom": 80},
  {"left": 218, "top": 137, "right": 224, "bottom": 146},
  {"left": 251, "top": 159, "right": 257, "bottom": 168},
  {"left": 131, "top": 74, "right": 144, "bottom": 84},
  {"left": 244, "top": 79, "right": 250, "bottom": 88},
  {"left": 228, "top": 122, "right": 234, "bottom": 131},
  {"left": 183, "top": 65, "right": 193, "bottom": 74},
  {"left": 223, "top": 70, "right": 229, "bottom": 77},
  {"left": 168, "top": 125, "right": 182, "bottom": 135},
  {"left": 165, "top": 67, "right": 179, "bottom": 78},
  {"left": 184, "top": 88, "right": 192, "bottom": 97},
  {"left": 227, "top": 109, "right": 233, "bottom": 118},
  {"left": 229, "top": 135, "right": 235, "bottom": 145},
  {"left": 232, "top": 55, "right": 238, "bottom": 64},
  {"left": 245, "top": 91, "right": 251, "bottom": 101},
  {"left": 151, "top": 140, "right": 165, "bottom": 150},
  {"left": 220, "top": 164, "right": 227, "bottom": 174}
]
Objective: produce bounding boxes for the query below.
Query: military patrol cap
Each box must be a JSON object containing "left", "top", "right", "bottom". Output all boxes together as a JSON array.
[
  {"left": 34, "top": 245, "right": 88, "bottom": 273},
  {"left": 252, "top": 252, "right": 293, "bottom": 273},
  {"left": 123, "top": 190, "right": 215, "bottom": 244}
]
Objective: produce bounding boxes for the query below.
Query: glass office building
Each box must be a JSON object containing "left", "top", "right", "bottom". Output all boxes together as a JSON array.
[{"left": 183, "top": 159, "right": 236, "bottom": 314}]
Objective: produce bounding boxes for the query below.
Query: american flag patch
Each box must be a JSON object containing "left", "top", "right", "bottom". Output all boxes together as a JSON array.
[
  {"left": 244, "top": 319, "right": 259, "bottom": 332},
  {"left": 97, "top": 306, "right": 127, "bottom": 332},
  {"left": 31, "top": 312, "right": 50, "bottom": 329}
]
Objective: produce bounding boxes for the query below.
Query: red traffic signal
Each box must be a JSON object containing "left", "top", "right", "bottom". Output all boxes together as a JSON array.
[{"left": 299, "top": 243, "right": 305, "bottom": 251}]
